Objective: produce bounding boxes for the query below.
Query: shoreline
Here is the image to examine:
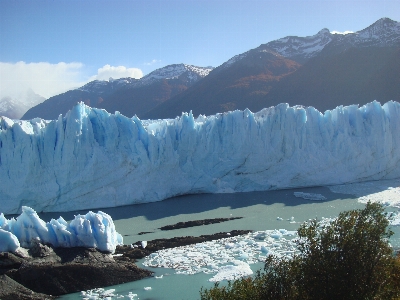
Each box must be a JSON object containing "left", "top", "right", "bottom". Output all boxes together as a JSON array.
[{"left": 3, "top": 179, "right": 400, "bottom": 299}]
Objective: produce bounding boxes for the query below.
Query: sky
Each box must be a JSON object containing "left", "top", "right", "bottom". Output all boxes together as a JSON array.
[{"left": 0, "top": 0, "right": 399, "bottom": 100}]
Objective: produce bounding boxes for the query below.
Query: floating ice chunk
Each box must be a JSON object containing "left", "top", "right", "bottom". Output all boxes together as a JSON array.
[
  {"left": 127, "top": 292, "right": 138, "bottom": 299},
  {"left": 270, "top": 232, "right": 282, "bottom": 239},
  {"left": 294, "top": 192, "right": 327, "bottom": 201},
  {"left": 209, "top": 260, "right": 253, "bottom": 282},
  {"left": 225, "top": 242, "right": 235, "bottom": 249},
  {"left": 277, "top": 217, "right": 283, "bottom": 221},
  {"left": 238, "top": 252, "right": 249, "bottom": 260},
  {"left": 144, "top": 286, "right": 152, "bottom": 291},
  {"left": 254, "top": 232, "right": 266, "bottom": 240},
  {"left": 287, "top": 216, "right": 295, "bottom": 223}
]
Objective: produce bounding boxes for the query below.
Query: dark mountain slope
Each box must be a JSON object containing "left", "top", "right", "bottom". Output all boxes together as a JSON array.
[
  {"left": 262, "top": 46, "right": 400, "bottom": 112},
  {"left": 142, "top": 51, "right": 300, "bottom": 119}
]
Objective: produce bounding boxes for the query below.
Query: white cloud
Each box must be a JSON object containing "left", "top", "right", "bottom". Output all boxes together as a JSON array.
[
  {"left": 143, "top": 59, "right": 161, "bottom": 66},
  {"left": 0, "top": 62, "right": 144, "bottom": 103},
  {"left": 89, "top": 65, "right": 143, "bottom": 81},
  {"left": 330, "top": 30, "right": 354, "bottom": 35},
  {"left": 0, "top": 61, "right": 85, "bottom": 100}
]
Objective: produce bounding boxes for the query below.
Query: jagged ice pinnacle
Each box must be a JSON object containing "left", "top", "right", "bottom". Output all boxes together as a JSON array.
[{"left": 1, "top": 100, "right": 400, "bottom": 214}]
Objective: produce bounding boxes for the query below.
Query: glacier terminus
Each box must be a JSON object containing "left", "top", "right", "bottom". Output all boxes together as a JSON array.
[{"left": 1, "top": 100, "right": 400, "bottom": 214}]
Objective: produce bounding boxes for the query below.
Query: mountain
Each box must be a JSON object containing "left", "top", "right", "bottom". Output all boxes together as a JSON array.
[
  {"left": 143, "top": 18, "right": 400, "bottom": 119},
  {"left": 143, "top": 51, "right": 301, "bottom": 119},
  {"left": 0, "top": 89, "right": 45, "bottom": 119},
  {"left": 22, "top": 64, "right": 213, "bottom": 120},
  {"left": 2, "top": 100, "right": 400, "bottom": 214},
  {"left": 22, "top": 18, "right": 400, "bottom": 121}
]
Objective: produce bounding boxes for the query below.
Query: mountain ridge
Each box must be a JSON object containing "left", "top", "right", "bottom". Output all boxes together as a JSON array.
[
  {"left": 143, "top": 17, "right": 400, "bottom": 119},
  {"left": 21, "top": 17, "right": 400, "bottom": 121},
  {"left": 22, "top": 64, "right": 213, "bottom": 120}
]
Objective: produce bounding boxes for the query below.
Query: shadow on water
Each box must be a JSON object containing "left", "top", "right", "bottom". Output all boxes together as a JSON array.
[{"left": 30, "top": 186, "right": 357, "bottom": 222}]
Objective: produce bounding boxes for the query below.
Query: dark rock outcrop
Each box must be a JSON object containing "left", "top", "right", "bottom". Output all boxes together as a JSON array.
[
  {"left": 0, "top": 245, "right": 152, "bottom": 298},
  {"left": 116, "top": 229, "right": 252, "bottom": 259},
  {"left": 159, "top": 217, "right": 243, "bottom": 230}
]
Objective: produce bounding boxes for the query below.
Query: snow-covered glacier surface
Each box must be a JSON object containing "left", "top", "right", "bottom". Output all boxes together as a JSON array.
[
  {"left": 1, "top": 100, "right": 400, "bottom": 214},
  {"left": 0, "top": 206, "right": 123, "bottom": 253}
]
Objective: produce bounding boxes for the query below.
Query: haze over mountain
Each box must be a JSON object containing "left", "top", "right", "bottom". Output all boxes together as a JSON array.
[
  {"left": 22, "top": 17, "right": 400, "bottom": 121},
  {"left": 22, "top": 64, "right": 213, "bottom": 120},
  {"left": 0, "top": 89, "right": 45, "bottom": 119}
]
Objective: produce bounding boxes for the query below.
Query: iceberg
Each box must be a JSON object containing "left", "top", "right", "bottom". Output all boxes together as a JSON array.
[
  {"left": 0, "top": 206, "right": 123, "bottom": 253},
  {"left": 1, "top": 100, "right": 400, "bottom": 214}
]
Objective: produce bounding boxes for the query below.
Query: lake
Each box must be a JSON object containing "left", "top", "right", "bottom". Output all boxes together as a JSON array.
[{"left": 48, "top": 181, "right": 400, "bottom": 300}]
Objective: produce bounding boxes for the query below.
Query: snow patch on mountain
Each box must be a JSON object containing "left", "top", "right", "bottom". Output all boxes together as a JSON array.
[
  {"left": 140, "top": 64, "right": 213, "bottom": 85},
  {"left": 337, "top": 17, "right": 400, "bottom": 47},
  {"left": 77, "top": 64, "right": 213, "bottom": 95},
  {"left": 265, "top": 28, "right": 333, "bottom": 60},
  {"left": 221, "top": 18, "right": 399, "bottom": 66}
]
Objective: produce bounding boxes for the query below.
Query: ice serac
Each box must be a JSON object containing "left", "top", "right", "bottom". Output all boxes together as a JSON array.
[
  {"left": 1, "top": 100, "right": 400, "bottom": 214},
  {"left": 0, "top": 206, "right": 123, "bottom": 253}
]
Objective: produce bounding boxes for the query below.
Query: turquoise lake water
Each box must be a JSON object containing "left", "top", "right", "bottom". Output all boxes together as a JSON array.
[{"left": 45, "top": 185, "right": 399, "bottom": 300}]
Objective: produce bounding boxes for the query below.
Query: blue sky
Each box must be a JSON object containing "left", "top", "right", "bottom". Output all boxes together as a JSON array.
[{"left": 0, "top": 0, "right": 399, "bottom": 99}]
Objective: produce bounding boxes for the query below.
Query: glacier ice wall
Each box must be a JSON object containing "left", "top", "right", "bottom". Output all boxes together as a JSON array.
[
  {"left": 1, "top": 100, "right": 400, "bottom": 214},
  {"left": 0, "top": 206, "right": 123, "bottom": 253}
]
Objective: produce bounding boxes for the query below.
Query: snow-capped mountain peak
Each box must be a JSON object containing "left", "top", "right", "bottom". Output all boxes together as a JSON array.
[
  {"left": 140, "top": 64, "right": 213, "bottom": 85},
  {"left": 221, "top": 17, "right": 399, "bottom": 67},
  {"left": 260, "top": 28, "right": 333, "bottom": 61},
  {"left": 77, "top": 64, "right": 214, "bottom": 94},
  {"left": 77, "top": 77, "right": 139, "bottom": 94},
  {"left": 347, "top": 17, "right": 400, "bottom": 46}
]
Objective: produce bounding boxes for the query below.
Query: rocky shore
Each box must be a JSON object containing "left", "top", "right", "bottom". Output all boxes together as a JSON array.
[
  {"left": 0, "top": 241, "right": 152, "bottom": 300},
  {"left": 0, "top": 230, "right": 251, "bottom": 299}
]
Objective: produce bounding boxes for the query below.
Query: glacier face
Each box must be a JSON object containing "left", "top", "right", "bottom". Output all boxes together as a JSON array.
[{"left": 1, "top": 100, "right": 400, "bottom": 214}]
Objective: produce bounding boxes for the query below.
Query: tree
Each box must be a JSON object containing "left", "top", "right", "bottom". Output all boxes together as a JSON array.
[{"left": 200, "top": 202, "right": 400, "bottom": 300}]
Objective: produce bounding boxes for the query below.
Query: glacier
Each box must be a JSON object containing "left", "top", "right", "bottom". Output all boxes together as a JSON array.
[
  {"left": 1, "top": 100, "right": 400, "bottom": 214},
  {"left": 0, "top": 206, "right": 123, "bottom": 253}
]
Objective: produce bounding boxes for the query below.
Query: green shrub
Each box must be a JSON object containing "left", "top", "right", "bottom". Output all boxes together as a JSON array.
[{"left": 200, "top": 202, "right": 400, "bottom": 300}]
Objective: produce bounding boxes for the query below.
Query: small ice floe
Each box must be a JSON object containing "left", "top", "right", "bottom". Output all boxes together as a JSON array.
[
  {"left": 80, "top": 288, "right": 116, "bottom": 299},
  {"left": 329, "top": 179, "right": 400, "bottom": 209},
  {"left": 141, "top": 241, "right": 147, "bottom": 248},
  {"left": 209, "top": 260, "right": 253, "bottom": 282},
  {"left": 277, "top": 217, "right": 283, "bottom": 221},
  {"left": 386, "top": 211, "right": 400, "bottom": 226},
  {"left": 294, "top": 192, "right": 327, "bottom": 201},
  {"left": 127, "top": 292, "right": 138, "bottom": 299},
  {"left": 144, "top": 286, "right": 152, "bottom": 291},
  {"left": 155, "top": 274, "right": 163, "bottom": 279}
]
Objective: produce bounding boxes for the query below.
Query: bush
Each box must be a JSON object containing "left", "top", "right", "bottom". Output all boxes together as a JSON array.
[{"left": 200, "top": 202, "right": 400, "bottom": 300}]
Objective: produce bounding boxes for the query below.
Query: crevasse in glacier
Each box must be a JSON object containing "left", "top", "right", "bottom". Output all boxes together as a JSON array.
[
  {"left": 0, "top": 206, "right": 123, "bottom": 253},
  {"left": 1, "top": 100, "right": 400, "bottom": 214}
]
